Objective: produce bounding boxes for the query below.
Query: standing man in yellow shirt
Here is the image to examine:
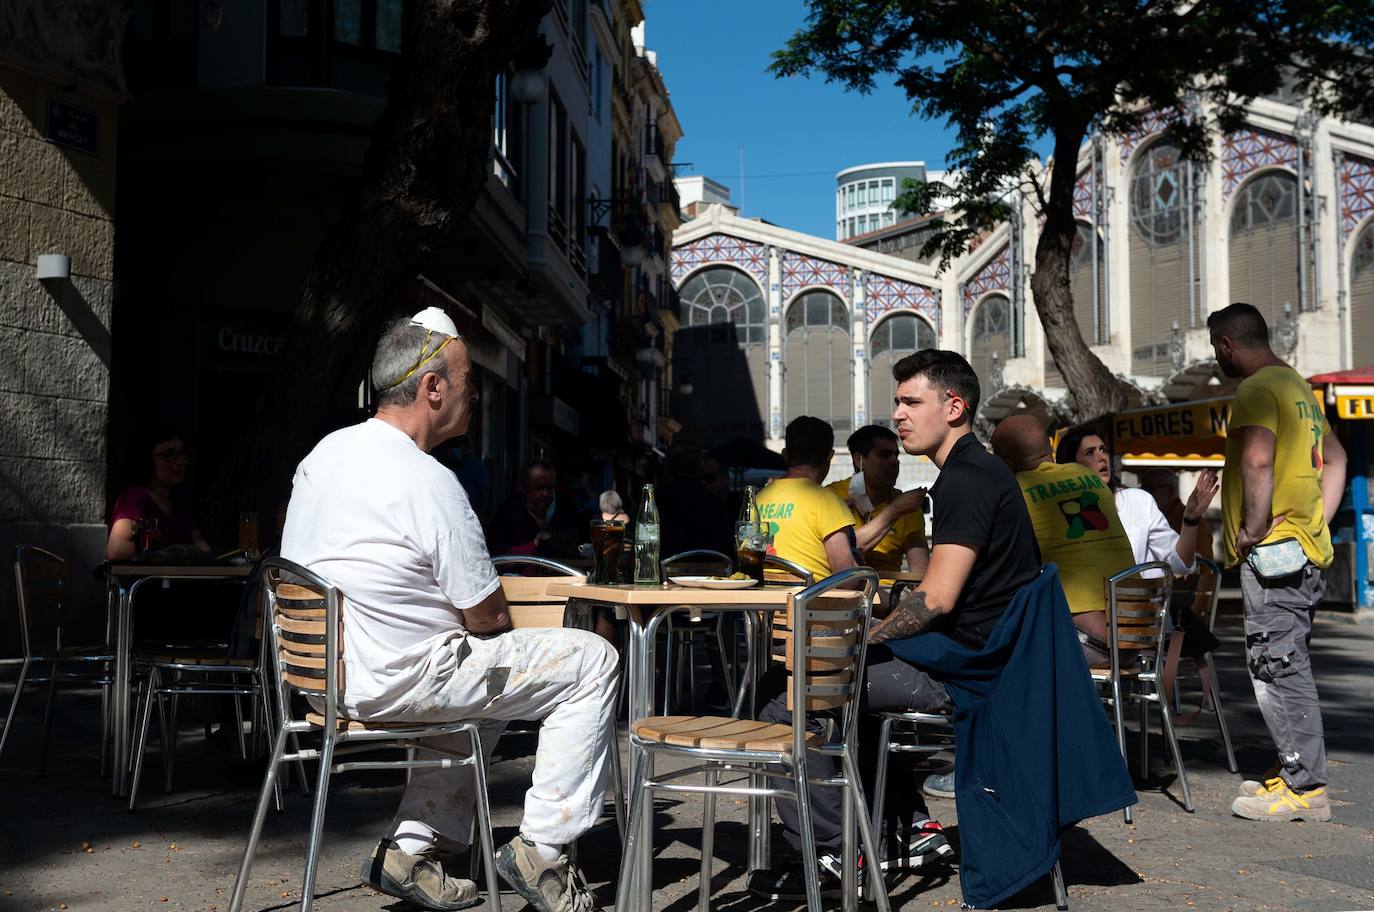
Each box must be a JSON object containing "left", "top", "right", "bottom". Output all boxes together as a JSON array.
[
  {"left": 1209, "top": 302, "right": 1347, "bottom": 822},
  {"left": 756, "top": 416, "right": 857, "bottom": 579},
  {"left": 827, "top": 425, "right": 930, "bottom": 574},
  {"left": 990, "top": 415, "right": 1135, "bottom": 666}
]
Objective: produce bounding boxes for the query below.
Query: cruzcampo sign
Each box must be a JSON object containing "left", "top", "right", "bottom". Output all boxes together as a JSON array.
[{"left": 1109, "top": 396, "right": 1233, "bottom": 462}]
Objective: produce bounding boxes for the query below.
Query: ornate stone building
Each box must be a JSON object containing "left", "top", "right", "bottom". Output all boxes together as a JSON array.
[{"left": 672, "top": 94, "right": 1374, "bottom": 462}]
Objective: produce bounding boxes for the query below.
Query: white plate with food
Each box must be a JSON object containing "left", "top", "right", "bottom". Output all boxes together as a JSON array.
[{"left": 669, "top": 575, "right": 759, "bottom": 590}]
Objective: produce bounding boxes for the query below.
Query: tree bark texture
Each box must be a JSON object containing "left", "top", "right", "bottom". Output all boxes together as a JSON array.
[
  {"left": 1030, "top": 126, "right": 1126, "bottom": 424},
  {"left": 208, "top": 0, "right": 551, "bottom": 524}
]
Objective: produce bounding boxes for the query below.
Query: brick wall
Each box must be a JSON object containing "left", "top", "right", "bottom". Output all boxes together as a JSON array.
[{"left": 1, "top": 62, "right": 119, "bottom": 646}]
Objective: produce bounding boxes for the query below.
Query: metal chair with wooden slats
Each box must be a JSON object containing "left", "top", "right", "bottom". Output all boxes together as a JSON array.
[
  {"left": 659, "top": 549, "right": 736, "bottom": 714},
  {"left": 614, "top": 567, "right": 890, "bottom": 912},
  {"left": 491, "top": 555, "right": 626, "bottom": 846},
  {"left": 1090, "top": 561, "right": 1190, "bottom": 822},
  {"left": 228, "top": 559, "right": 501, "bottom": 912},
  {"left": 868, "top": 709, "right": 1069, "bottom": 909},
  {"left": 1164, "top": 557, "right": 1238, "bottom": 773},
  {"left": 762, "top": 553, "right": 815, "bottom": 586},
  {"left": 125, "top": 573, "right": 273, "bottom": 810},
  {"left": 1, "top": 546, "right": 115, "bottom": 774}
]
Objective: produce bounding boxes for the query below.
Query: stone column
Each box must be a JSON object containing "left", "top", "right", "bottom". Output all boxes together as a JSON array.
[
  {"left": 851, "top": 268, "right": 867, "bottom": 429},
  {"left": 767, "top": 245, "right": 784, "bottom": 444}
]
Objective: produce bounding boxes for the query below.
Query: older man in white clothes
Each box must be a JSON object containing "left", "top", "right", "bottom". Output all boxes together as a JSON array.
[{"left": 282, "top": 308, "right": 616, "bottom": 912}]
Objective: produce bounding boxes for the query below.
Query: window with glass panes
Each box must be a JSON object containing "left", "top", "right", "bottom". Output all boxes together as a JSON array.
[
  {"left": 869, "top": 314, "right": 937, "bottom": 427},
  {"left": 969, "top": 294, "right": 1010, "bottom": 397},
  {"left": 675, "top": 268, "right": 769, "bottom": 439},
  {"left": 1350, "top": 221, "right": 1374, "bottom": 368},
  {"left": 784, "top": 291, "right": 853, "bottom": 431},
  {"left": 1229, "top": 171, "right": 1301, "bottom": 328},
  {"left": 1128, "top": 139, "right": 1195, "bottom": 375}
]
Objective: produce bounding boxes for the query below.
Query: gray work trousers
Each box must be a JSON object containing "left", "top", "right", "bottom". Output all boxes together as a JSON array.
[
  {"left": 1240, "top": 562, "right": 1328, "bottom": 790},
  {"left": 758, "top": 645, "right": 953, "bottom": 856}
]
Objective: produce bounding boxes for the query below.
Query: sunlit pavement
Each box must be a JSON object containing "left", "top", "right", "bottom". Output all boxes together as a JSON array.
[{"left": 2, "top": 608, "right": 1372, "bottom": 912}]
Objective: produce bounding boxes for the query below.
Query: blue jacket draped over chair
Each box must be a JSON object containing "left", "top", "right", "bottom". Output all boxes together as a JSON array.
[{"left": 887, "top": 564, "right": 1136, "bottom": 909}]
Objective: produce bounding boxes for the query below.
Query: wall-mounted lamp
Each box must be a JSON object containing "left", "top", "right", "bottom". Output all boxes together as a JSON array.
[
  {"left": 36, "top": 254, "right": 70, "bottom": 282},
  {"left": 511, "top": 35, "right": 553, "bottom": 105}
]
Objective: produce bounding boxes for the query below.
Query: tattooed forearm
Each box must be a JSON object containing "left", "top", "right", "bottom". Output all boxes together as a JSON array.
[{"left": 869, "top": 589, "right": 941, "bottom": 644}]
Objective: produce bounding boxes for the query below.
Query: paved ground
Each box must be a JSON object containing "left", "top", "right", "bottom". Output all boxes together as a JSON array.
[{"left": 2, "top": 608, "right": 1373, "bottom": 912}]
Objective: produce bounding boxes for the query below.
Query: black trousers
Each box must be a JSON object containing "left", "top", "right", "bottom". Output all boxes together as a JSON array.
[{"left": 757, "top": 645, "right": 952, "bottom": 856}]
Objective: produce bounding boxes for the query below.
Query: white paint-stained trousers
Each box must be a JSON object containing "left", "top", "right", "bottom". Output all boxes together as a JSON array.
[{"left": 385, "top": 627, "right": 619, "bottom": 849}]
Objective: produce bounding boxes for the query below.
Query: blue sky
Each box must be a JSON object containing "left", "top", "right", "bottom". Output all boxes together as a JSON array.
[{"left": 645, "top": 0, "right": 959, "bottom": 239}]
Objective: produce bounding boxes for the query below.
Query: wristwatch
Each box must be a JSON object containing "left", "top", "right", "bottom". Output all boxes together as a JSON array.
[{"left": 1182, "top": 514, "right": 1201, "bottom": 527}]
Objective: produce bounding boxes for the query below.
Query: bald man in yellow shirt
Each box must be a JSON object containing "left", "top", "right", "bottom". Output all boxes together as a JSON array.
[{"left": 991, "top": 415, "right": 1135, "bottom": 667}]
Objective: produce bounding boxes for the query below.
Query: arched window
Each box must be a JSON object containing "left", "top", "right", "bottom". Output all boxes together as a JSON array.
[
  {"left": 1352, "top": 221, "right": 1374, "bottom": 368},
  {"left": 1229, "top": 171, "right": 1300, "bottom": 329},
  {"left": 969, "top": 294, "right": 1010, "bottom": 399},
  {"left": 784, "top": 290, "right": 852, "bottom": 432},
  {"left": 1046, "top": 222, "right": 1105, "bottom": 385},
  {"left": 1128, "top": 139, "right": 1195, "bottom": 376},
  {"left": 673, "top": 267, "right": 768, "bottom": 442},
  {"left": 869, "top": 314, "right": 936, "bottom": 428}
]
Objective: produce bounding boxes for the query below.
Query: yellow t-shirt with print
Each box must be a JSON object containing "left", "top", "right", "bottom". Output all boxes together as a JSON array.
[
  {"left": 826, "top": 477, "right": 927, "bottom": 573},
  {"left": 1221, "top": 364, "right": 1333, "bottom": 568},
  {"left": 757, "top": 476, "right": 855, "bottom": 578},
  {"left": 1015, "top": 462, "right": 1135, "bottom": 614}
]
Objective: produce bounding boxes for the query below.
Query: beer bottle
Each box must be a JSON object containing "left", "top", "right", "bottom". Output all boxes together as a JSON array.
[{"left": 633, "top": 483, "right": 661, "bottom": 585}]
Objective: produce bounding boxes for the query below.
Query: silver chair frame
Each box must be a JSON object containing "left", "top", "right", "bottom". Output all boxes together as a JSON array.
[
  {"left": 228, "top": 558, "right": 500, "bottom": 912},
  {"left": 615, "top": 567, "right": 889, "bottom": 912},
  {"left": 1178, "top": 558, "right": 1238, "bottom": 773},
  {"left": 1, "top": 546, "right": 115, "bottom": 774},
  {"left": 659, "top": 549, "right": 736, "bottom": 714},
  {"left": 489, "top": 552, "right": 625, "bottom": 847},
  {"left": 870, "top": 711, "right": 1068, "bottom": 910},
  {"left": 1093, "top": 561, "right": 1191, "bottom": 822}
]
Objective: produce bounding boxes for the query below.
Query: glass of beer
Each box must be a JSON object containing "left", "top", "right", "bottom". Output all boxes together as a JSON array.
[
  {"left": 735, "top": 522, "right": 767, "bottom": 584},
  {"left": 590, "top": 519, "right": 627, "bottom": 584}
]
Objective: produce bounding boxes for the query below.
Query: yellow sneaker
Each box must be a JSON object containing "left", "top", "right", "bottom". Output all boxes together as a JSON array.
[
  {"left": 1231, "top": 782, "right": 1332, "bottom": 822},
  {"left": 1238, "top": 765, "right": 1283, "bottom": 797}
]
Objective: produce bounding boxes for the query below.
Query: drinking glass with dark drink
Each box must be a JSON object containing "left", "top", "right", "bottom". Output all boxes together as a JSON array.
[
  {"left": 735, "top": 485, "right": 768, "bottom": 583},
  {"left": 590, "top": 519, "right": 626, "bottom": 584}
]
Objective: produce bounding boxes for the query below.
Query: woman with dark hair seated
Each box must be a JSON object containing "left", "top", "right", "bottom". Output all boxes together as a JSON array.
[{"left": 106, "top": 423, "right": 210, "bottom": 561}]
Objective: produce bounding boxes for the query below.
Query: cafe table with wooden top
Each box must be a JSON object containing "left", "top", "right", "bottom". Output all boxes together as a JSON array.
[
  {"left": 105, "top": 562, "right": 256, "bottom": 797},
  {"left": 546, "top": 578, "right": 840, "bottom": 876}
]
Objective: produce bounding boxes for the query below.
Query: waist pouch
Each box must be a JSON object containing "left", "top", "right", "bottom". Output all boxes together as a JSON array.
[{"left": 1246, "top": 537, "right": 1308, "bottom": 581}]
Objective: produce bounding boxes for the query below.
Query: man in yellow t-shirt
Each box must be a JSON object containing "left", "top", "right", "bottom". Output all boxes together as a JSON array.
[
  {"left": 991, "top": 415, "right": 1134, "bottom": 666},
  {"left": 757, "top": 416, "right": 856, "bottom": 580},
  {"left": 1209, "top": 302, "right": 1348, "bottom": 821},
  {"left": 826, "top": 425, "right": 929, "bottom": 574}
]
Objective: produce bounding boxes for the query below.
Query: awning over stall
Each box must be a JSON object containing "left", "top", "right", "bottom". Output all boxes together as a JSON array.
[{"left": 1110, "top": 396, "right": 1234, "bottom": 466}]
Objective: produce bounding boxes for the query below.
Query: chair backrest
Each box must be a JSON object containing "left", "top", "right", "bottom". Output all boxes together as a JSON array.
[
  {"left": 492, "top": 555, "right": 584, "bottom": 628},
  {"left": 1104, "top": 561, "right": 1172, "bottom": 676},
  {"left": 660, "top": 549, "right": 733, "bottom": 579},
  {"left": 13, "top": 545, "right": 71, "bottom": 654},
  {"left": 771, "top": 568, "right": 877, "bottom": 752},
  {"left": 763, "top": 554, "right": 815, "bottom": 586},
  {"left": 1175, "top": 557, "right": 1222, "bottom": 629},
  {"left": 261, "top": 558, "right": 343, "bottom": 723}
]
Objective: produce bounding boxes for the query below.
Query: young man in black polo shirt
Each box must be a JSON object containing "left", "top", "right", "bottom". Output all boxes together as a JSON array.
[
  {"left": 749, "top": 352, "right": 1039, "bottom": 901},
  {"left": 870, "top": 349, "right": 1040, "bottom": 799}
]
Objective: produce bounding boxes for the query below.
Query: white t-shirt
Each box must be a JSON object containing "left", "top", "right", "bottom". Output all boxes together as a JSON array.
[
  {"left": 281, "top": 419, "right": 499, "bottom": 718},
  {"left": 1114, "top": 487, "right": 1195, "bottom": 578}
]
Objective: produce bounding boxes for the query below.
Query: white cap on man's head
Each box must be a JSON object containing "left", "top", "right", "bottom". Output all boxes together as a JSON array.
[{"left": 410, "top": 306, "right": 459, "bottom": 338}]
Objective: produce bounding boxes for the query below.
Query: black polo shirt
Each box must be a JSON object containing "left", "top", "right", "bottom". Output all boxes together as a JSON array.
[{"left": 929, "top": 432, "right": 1041, "bottom": 647}]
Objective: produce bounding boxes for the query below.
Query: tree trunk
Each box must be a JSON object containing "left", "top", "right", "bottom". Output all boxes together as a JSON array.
[
  {"left": 207, "top": 0, "right": 551, "bottom": 526},
  {"left": 1030, "top": 126, "right": 1126, "bottom": 424}
]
